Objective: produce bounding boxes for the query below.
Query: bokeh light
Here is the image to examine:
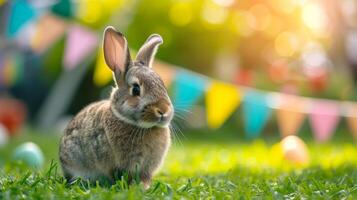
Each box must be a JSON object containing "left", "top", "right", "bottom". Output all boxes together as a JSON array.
[
  {"left": 169, "top": 2, "right": 193, "bottom": 27},
  {"left": 229, "top": 11, "right": 253, "bottom": 37},
  {"left": 201, "top": 0, "right": 228, "bottom": 26},
  {"left": 269, "top": 0, "right": 298, "bottom": 14},
  {"left": 213, "top": 0, "right": 234, "bottom": 7},
  {"left": 301, "top": 42, "right": 329, "bottom": 77},
  {"left": 274, "top": 31, "right": 299, "bottom": 57},
  {"left": 247, "top": 4, "right": 272, "bottom": 31},
  {"left": 301, "top": 2, "right": 328, "bottom": 35}
]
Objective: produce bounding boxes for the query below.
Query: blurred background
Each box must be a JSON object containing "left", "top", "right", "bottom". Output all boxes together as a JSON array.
[{"left": 1, "top": 0, "right": 357, "bottom": 172}]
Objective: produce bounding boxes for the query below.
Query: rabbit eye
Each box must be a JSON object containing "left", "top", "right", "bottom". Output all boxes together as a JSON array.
[{"left": 132, "top": 83, "right": 141, "bottom": 96}]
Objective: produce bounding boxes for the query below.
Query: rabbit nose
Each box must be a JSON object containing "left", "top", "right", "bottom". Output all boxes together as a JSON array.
[
  {"left": 157, "top": 110, "right": 164, "bottom": 116},
  {"left": 154, "top": 109, "right": 166, "bottom": 120}
]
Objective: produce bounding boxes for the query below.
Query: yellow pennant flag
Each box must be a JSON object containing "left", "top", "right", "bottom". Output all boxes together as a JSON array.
[
  {"left": 93, "top": 49, "right": 113, "bottom": 86},
  {"left": 206, "top": 81, "right": 242, "bottom": 129},
  {"left": 276, "top": 95, "right": 306, "bottom": 137}
]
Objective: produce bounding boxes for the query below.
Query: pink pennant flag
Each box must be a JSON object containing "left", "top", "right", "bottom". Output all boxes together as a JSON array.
[
  {"left": 309, "top": 100, "right": 340, "bottom": 142},
  {"left": 63, "top": 25, "right": 98, "bottom": 70}
]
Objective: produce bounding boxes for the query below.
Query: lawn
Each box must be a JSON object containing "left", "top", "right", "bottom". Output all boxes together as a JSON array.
[{"left": 1, "top": 128, "right": 357, "bottom": 199}]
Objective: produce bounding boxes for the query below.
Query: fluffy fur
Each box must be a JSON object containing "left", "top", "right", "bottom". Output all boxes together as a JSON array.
[{"left": 59, "top": 27, "right": 173, "bottom": 189}]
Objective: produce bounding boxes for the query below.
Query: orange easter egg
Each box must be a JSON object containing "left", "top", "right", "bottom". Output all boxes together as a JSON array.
[{"left": 281, "top": 135, "right": 309, "bottom": 165}]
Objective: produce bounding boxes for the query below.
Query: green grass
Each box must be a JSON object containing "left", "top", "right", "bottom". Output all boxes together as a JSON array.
[{"left": 1, "top": 129, "right": 357, "bottom": 199}]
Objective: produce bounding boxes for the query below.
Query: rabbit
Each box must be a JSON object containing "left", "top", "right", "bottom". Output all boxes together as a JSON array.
[{"left": 59, "top": 26, "right": 174, "bottom": 189}]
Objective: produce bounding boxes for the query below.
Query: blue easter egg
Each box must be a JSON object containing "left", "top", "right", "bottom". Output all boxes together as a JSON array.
[{"left": 12, "top": 142, "right": 44, "bottom": 168}]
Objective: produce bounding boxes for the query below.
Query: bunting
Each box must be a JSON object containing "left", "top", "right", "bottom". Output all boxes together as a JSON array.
[
  {"left": 63, "top": 25, "right": 98, "bottom": 70},
  {"left": 172, "top": 70, "right": 208, "bottom": 112},
  {"left": 75, "top": 1, "right": 103, "bottom": 24},
  {"left": 242, "top": 91, "right": 271, "bottom": 138},
  {"left": 6, "top": 0, "right": 36, "bottom": 38},
  {"left": 31, "top": 14, "right": 67, "bottom": 53},
  {"left": 13, "top": 20, "right": 36, "bottom": 49},
  {"left": 276, "top": 95, "right": 306, "bottom": 137},
  {"left": 309, "top": 100, "right": 340, "bottom": 142},
  {"left": 206, "top": 81, "right": 242, "bottom": 129},
  {"left": 51, "top": 0, "right": 72, "bottom": 18}
]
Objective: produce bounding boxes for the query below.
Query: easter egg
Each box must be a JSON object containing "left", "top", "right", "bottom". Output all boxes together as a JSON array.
[
  {"left": 12, "top": 142, "right": 44, "bottom": 168},
  {"left": 280, "top": 135, "right": 309, "bottom": 165},
  {"left": 0, "top": 123, "right": 9, "bottom": 147}
]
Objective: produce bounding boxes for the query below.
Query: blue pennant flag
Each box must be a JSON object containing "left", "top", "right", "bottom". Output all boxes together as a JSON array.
[
  {"left": 172, "top": 70, "right": 208, "bottom": 112},
  {"left": 6, "top": 0, "right": 36, "bottom": 38},
  {"left": 243, "top": 90, "right": 272, "bottom": 138}
]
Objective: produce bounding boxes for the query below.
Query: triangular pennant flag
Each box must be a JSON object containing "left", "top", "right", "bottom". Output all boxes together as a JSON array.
[
  {"left": 31, "top": 14, "right": 67, "bottom": 53},
  {"left": 243, "top": 90, "right": 271, "bottom": 138},
  {"left": 154, "top": 61, "right": 176, "bottom": 88},
  {"left": 63, "top": 25, "right": 98, "bottom": 70},
  {"left": 172, "top": 70, "right": 208, "bottom": 112},
  {"left": 345, "top": 103, "right": 357, "bottom": 140},
  {"left": 206, "top": 81, "right": 241, "bottom": 129},
  {"left": 276, "top": 94, "right": 305, "bottom": 137},
  {"left": 93, "top": 48, "right": 112, "bottom": 86},
  {"left": 75, "top": 1, "right": 102, "bottom": 25},
  {"left": 309, "top": 100, "right": 340, "bottom": 142},
  {"left": 51, "top": 0, "right": 72, "bottom": 18},
  {"left": 6, "top": 0, "right": 36, "bottom": 38}
]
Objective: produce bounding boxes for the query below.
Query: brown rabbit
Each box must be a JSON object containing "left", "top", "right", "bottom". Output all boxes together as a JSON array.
[{"left": 59, "top": 26, "right": 173, "bottom": 189}]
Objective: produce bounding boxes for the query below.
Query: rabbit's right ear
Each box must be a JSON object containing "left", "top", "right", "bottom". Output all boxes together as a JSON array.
[{"left": 103, "top": 26, "right": 131, "bottom": 81}]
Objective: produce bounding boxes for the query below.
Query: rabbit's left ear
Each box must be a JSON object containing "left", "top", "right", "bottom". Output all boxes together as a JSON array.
[{"left": 135, "top": 34, "right": 163, "bottom": 68}]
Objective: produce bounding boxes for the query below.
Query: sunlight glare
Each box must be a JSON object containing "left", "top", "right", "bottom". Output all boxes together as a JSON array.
[{"left": 301, "top": 3, "right": 328, "bottom": 35}]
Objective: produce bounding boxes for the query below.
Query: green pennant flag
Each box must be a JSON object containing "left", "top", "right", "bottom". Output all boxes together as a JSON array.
[{"left": 51, "top": 0, "right": 72, "bottom": 18}]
